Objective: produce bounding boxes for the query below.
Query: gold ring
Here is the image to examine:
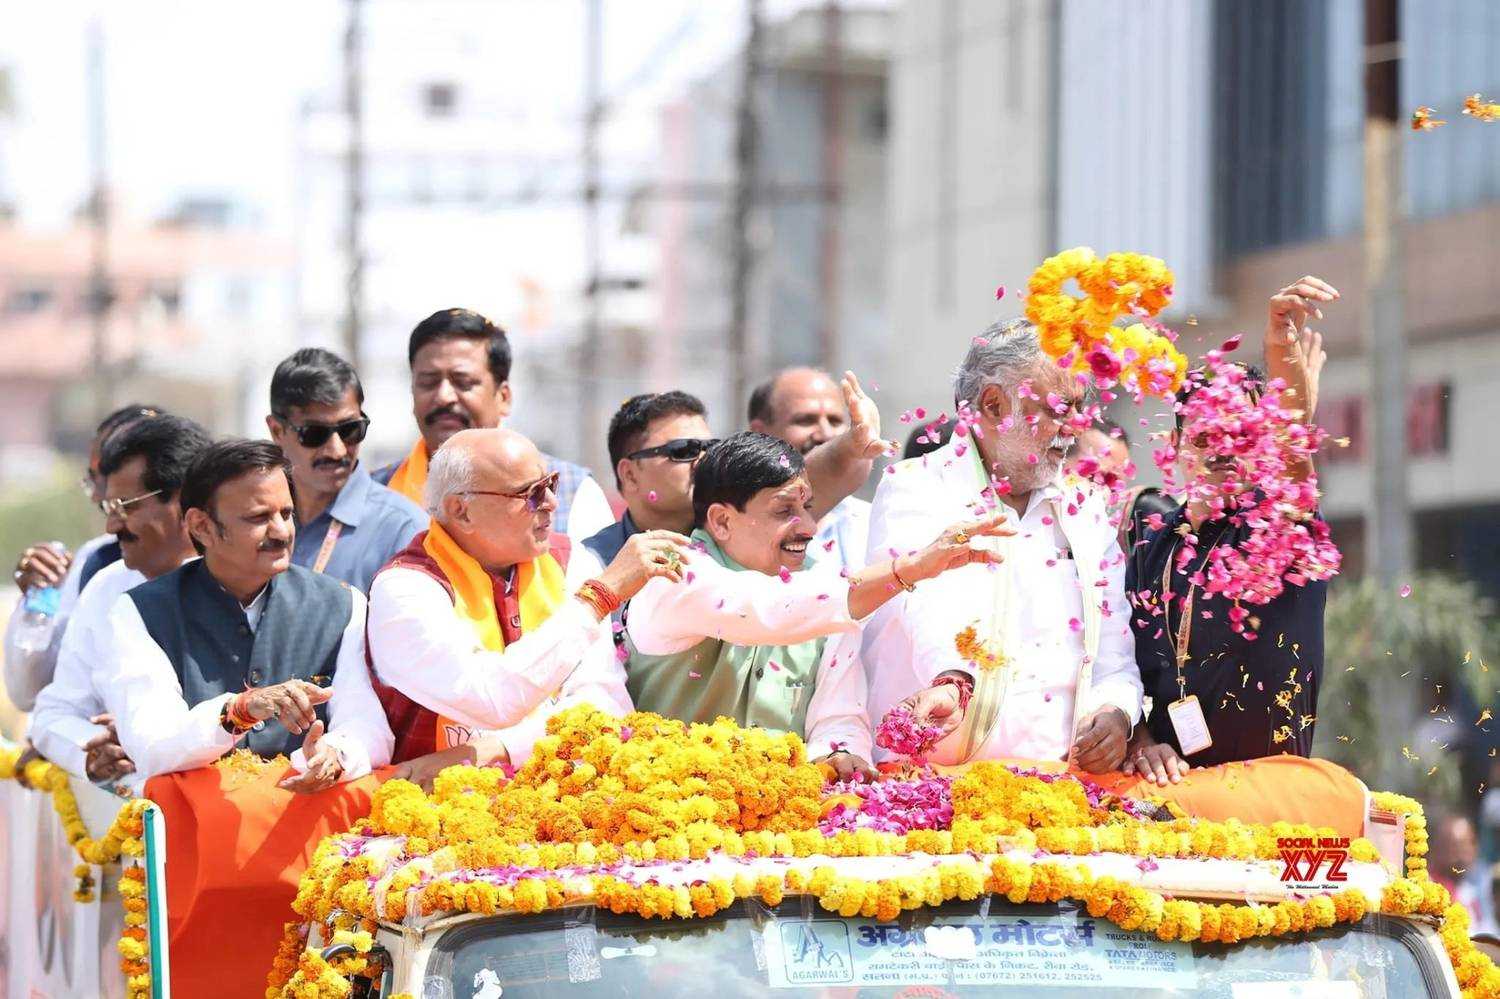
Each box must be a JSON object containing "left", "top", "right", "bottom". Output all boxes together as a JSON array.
[{"left": 953, "top": 532, "right": 969, "bottom": 545}]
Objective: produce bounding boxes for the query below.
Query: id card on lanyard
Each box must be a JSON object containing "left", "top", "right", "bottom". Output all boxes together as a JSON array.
[
  {"left": 1161, "top": 536, "right": 1215, "bottom": 757},
  {"left": 311, "top": 520, "right": 343, "bottom": 574}
]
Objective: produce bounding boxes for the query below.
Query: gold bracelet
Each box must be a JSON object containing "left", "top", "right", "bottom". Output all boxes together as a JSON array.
[{"left": 890, "top": 559, "right": 916, "bottom": 592}]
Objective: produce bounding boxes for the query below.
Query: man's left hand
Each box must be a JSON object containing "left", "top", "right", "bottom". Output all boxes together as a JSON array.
[
  {"left": 1069, "top": 707, "right": 1131, "bottom": 773},
  {"left": 278, "top": 721, "right": 344, "bottom": 794},
  {"left": 1266, "top": 275, "right": 1339, "bottom": 348},
  {"left": 813, "top": 751, "right": 877, "bottom": 783}
]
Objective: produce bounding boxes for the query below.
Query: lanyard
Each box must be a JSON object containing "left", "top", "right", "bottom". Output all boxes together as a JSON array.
[
  {"left": 311, "top": 520, "right": 344, "bottom": 574},
  {"left": 1160, "top": 523, "right": 1225, "bottom": 700}
]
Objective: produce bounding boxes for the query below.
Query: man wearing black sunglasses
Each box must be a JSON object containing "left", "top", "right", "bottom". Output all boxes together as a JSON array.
[
  {"left": 583, "top": 391, "right": 715, "bottom": 567},
  {"left": 267, "top": 349, "right": 428, "bottom": 593}
]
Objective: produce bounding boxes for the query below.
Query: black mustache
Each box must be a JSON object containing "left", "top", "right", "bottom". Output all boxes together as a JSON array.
[
  {"left": 424, "top": 407, "right": 471, "bottom": 428},
  {"left": 781, "top": 536, "right": 815, "bottom": 547},
  {"left": 116, "top": 529, "right": 138, "bottom": 544},
  {"left": 258, "top": 540, "right": 289, "bottom": 553},
  {"left": 313, "top": 458, "right": 352, "bottom": 470}
]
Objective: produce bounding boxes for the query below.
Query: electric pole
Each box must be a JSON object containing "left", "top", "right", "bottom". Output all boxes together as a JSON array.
[
  {"left": 729, "top": 0, "right": 764, "bottom": 423},
  {"left": 343, "top": 0, "right": 366, "bottom": 372},
  {"left": 1363, "top": 0, "right": 1413, "bottom": 582},
  {"left": 818, "top": 0, "right": 844, "bottom": 373},
  {"left": 86, "top": 16, "right": 113, "bottom": 421},
  {"left": 580, "top": 0, "right": 604, "bottom": 460}
]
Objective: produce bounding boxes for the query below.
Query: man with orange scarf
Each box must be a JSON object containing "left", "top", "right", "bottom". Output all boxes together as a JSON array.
[{"left": 366, "top": 427, "right": 688, "bottom": 781}]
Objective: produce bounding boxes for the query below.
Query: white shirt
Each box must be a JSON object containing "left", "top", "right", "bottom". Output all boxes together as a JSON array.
[
  {"left": 626, "top": 550, "right": 874, "bottom": 762},
  {"left": 863, "top": 437, "right": 1142, "bottom": 764},
  {"left": 365, "top": 543, "right": 630, "bottom": 766},
  {"left": 813, "top": 496, "right": 871, "bottom": 574},
  {"left": 564, "top": 477, "right": 616, "bottom": 547},
  {"left": 100, "top": 578, "right": 393, "bottom": 786},
  {"left": 26, "top": 559, "right": 146, "bottom": 778},
  {"left": 3, "top": 532, "right": 115, "bottom": 711}
]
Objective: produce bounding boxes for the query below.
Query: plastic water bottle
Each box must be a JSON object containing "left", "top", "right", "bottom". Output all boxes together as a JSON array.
[{"left": 13, "top": 542, "right": 66, "bottom": 654}]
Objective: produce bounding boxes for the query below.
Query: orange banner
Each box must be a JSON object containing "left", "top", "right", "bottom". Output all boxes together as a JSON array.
[{"left": 144, "top": 764, "right": 385, "bottom": 999}]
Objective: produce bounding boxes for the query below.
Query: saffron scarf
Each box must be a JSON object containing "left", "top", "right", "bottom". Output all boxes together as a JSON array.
[
  {"left": 386, "top": 438, "right": 430, "bottom": 505},
  {"left": 421, "top": 519, "right": 570, "bottom": 748}
]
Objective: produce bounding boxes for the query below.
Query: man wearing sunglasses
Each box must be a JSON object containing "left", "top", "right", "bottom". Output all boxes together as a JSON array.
[
  {"left": 4, "top": 403, "right": 161, "bottom": 715},
  {"left": 267, "top": 348, "right": 428, "bottom": 594},
  {"left": 364, "top": 427, "right": 687, "bottom": 779},
  {"left": 25, "top": 414, "right": 210, "bottom": 785},
  {"left": 582, "top": 391, "right": 715, "bottom": 568}
]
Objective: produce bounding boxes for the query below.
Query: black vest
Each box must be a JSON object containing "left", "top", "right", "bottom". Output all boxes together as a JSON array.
[{"left": 127, "top": 561, "right": 353, "bottom": 758}]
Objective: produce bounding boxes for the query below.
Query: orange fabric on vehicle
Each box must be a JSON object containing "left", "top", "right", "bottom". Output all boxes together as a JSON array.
[
  {"left": 144, "top": 765, "right": 386, "bottom": 999},
  {"left": 927, "top": 754, "right": 1368, "bottom": 838}
]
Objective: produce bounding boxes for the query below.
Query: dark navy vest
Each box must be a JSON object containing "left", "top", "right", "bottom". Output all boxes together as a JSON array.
[{"left": 127, "top": 561, "right": 353, "bottom": 758}]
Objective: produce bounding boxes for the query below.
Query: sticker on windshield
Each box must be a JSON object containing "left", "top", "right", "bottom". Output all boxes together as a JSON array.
[
  {"left": 565, "top": 925, "right": 602, "bottom": 983},
  {"left": 761, "top": 915, "right": 1198, "bottom": 989}
]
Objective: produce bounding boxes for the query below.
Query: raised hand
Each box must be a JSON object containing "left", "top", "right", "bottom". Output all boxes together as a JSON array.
[
  {"left": 1266, "top": 275, "right": 1339, "bottom": 348},
  {"left": 13, "top": 543, "right": 70, "bottom": 592},
  {"left": 894, "top": 680, "right": 966, "bottom": 742},
  {"left": 905, "top": 512, "right": 1015, "bottom": 581},
  {"left": 839, "top": 371, "right": 896, "bottom": 460}
]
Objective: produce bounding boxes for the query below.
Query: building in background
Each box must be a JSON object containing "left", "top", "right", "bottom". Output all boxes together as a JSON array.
[
  {"left": 0, "top": 210, "right": 290, "bottom": 485},
  {"left": 652, "top": 4, "right": 891, "bottom": 435},
  {"left": 886, "top": 0, "right": 1500, "bottom": 595}
]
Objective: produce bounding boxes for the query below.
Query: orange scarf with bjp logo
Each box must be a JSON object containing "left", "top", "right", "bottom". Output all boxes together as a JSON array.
[
  {"left": 419, "top": 519, "right": 571, "bottom": 750},
  {"left": 386, "top": 438, "right": 430, "bottom": 505}
]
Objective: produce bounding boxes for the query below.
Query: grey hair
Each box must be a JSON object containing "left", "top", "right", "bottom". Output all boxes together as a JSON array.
[
  {"left": 952, "top": 318, "right": 1047, "bottom": 408},
  {"left": 424, "top": 443, "right": 477, "bottom": 518}
]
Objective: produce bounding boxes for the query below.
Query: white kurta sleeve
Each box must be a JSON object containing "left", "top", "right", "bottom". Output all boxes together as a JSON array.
[
  {"left": 101, "top": 596, "right": 241, "bottom": 781},
  {"left": 27, "top": 614, "right": 110, "bottom": 779},
  {"left": 627, "top": 554, "right": 860, "bottom": 655},
  {"left": 1073, "top": 539, "right": 1144, "bottom": 728},
  {"left": 802, "top": 629, "right": 873, "bottom": 762},
  {"left": 367, "top": 567, "right": 603, "bottom": 732},
  {"left": 563, "top": 477, "right": 616, "bottom": 545},
  {"left": 292, "top": 589, "right": 394, "bottom": 781}
]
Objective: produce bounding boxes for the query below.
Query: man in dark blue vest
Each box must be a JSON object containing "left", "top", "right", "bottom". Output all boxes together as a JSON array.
[{"left": 100, "top": 440, "right": 393, "bottom": 789}]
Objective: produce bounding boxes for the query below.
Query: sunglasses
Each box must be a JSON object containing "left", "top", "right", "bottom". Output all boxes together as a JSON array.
[
  {"left": 463, "top": 470, "right": 561, "bottom": 512},
  {"left": 99, "top": 489, "right": 162, "bottom": 518},
  {"left": 276, "top": 413, "right": 371, "bottom": 449},
  {"left": 625, "top": 438, "right": 717, "bottom": 463}
]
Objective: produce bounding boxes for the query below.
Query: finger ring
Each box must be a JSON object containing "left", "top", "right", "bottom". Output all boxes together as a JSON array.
[
  {"left": 18, "top": 556, "right": 29, "bottom": 571},
  {"left": 953, "top": 532, "right": 969, "bottom": 545}
]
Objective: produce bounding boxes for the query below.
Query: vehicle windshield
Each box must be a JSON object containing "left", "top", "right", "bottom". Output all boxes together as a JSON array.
[{"left": 424, "top": 898, "right": 1445, "bottom": 998}]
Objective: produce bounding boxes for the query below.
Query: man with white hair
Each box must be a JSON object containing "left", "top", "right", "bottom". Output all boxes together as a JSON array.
[
  {"left": 364, "top": 427, "right": 688, "bottom": 781},
  {"left": 862, "top": 319, "right": 1142, "bottom": 771}
]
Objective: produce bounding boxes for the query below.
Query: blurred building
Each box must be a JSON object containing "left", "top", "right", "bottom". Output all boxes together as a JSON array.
[
  {"left": 887, "top": 0, "right": 1500, "bottom": 593},
  {"left": 652, "top": 4, "right": 892, "bottom": 434},
  {"left": 0, "top": 208, "right": 290, "bottom": 485}
]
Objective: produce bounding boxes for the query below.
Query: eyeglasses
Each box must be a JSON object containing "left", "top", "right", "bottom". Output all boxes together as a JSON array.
[
  {"left": 625, "top": 438, "right": 718, "bottom": 463},
  {"left": 99, "top": 489, "right": 162, "bottom": 518},
  {"left": 275, "top": 413, "right": 371, "bottom": 449},
  {"left": 462, "top": 471, "right": 561, "bottom": 512}
]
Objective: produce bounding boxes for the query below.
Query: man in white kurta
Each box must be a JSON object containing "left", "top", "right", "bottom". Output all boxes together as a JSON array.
[{"left": 863, "top": 320, "right": 1142, "bottom": 769}]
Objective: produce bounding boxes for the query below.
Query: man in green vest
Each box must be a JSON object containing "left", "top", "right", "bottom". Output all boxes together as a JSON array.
[{"left": 624, "top": 431, "right": 1009, "bottom": 780}]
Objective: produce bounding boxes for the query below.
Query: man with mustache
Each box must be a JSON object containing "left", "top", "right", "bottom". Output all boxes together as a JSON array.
[
  {"left": 4, "top": 403, "right": 160, "bottom": 711},
  {"left": 624, "top": 432, "right": 1010, "bottom": 780},
  {"left": 1122, "top": 277, "right": 1331, "bottom": 784},
  {"left": 749, "top": 367, "right": 871, "bottom": 573},
  {"left": 99, "top": 440, "right": 392, "bottom": 785},
  {"left": 25, "top": 414, "right": 210, "bottom": 784},
  {"left": 374, "top": 308, "right": 613, "bottom": 544},
  {"left": 862, "top": 319, "right": 1144, "bottom": 772},
  {"left": 365, "top": 428, "right": 679, "bottom": 778},
  {"left": 266, "top": 348, "right": 427, "bottom": 593}
]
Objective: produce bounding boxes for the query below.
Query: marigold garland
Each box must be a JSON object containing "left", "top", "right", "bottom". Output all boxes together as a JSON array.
[
  {"left": 2, "top": 745, "right": 153, "bottom": 997},
  {"left": 1023, "top": 247, "right": 1187, "bottom": 399}
]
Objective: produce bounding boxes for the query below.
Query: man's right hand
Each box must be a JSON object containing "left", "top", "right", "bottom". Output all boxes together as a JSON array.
[
  {"left": 13, "top": 543, "right": 70, "bottom": 593},
  {"left": 895, "top": 678, "right": 967, "bottom": 742},
  {"left": 1121, "top": 727, "right": 1190, "bottom": 786},
  {"left": 597, "top": 530, "right": 692, "bottom": 602},
  {"left": 239, "top": 680, "right": 332, "bottom": 735},
  {"left": 83, "top": 713, "right": 135, "bottom": 783}
]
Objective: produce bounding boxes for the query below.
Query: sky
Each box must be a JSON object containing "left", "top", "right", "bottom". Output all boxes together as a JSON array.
[{"left": 0, "top": 0, "right": 888, "bottom": 236}]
